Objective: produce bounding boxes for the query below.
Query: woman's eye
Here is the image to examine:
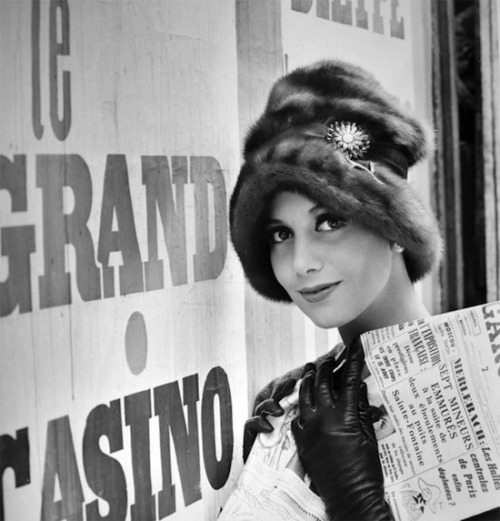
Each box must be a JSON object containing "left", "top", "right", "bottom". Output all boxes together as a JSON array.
[
  {"left": 268, "top": 228, "right": 291, "bottom": 243},
  {"left": 317, "top": 216, "right": 347, "bottom": 231}
]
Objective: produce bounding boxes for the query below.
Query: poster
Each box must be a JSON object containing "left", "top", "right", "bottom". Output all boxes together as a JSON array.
[{"left": 1, "top": 1, "right": 436, "bottom": 519}]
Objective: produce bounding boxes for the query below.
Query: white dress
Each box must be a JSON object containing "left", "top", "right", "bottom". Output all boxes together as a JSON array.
[{"left": 218, "top": 382, "right": 328, "bottom": 521}]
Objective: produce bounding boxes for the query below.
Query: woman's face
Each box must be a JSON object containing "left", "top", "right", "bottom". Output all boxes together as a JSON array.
[{"left": 267, "top": 191, "right": 394, "bottom": 329}]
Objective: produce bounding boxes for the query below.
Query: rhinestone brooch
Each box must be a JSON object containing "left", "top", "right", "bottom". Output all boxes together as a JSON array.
[{"left": 325, "top": 121, "right": 370, "bottom": 159}]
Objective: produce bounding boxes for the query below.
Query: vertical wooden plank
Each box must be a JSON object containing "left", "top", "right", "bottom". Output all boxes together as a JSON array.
[
  {"left": 479, "top": 0, "right": 500, "bottom": 302},
  {"left": 431, "top": 0, "right": 464, "bottom": 311},
  {"left": 235, "top": 0, "right": 299, "bottom": 410}
]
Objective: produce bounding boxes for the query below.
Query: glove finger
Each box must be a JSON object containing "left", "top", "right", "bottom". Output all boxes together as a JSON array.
[
  {"left": 358, "top": 381, "right": 371, "bottom": 417},
  {"left": 341, "top": 338, "right": 365, "bottom": 417},
  {"left": 298, "top": 368, "right": 316, "bottom": 418},
  {"left": 330, "top": 352, "right": 348, "bottom": 402},
  {"left": 271, "top": 377, "right": 297, "bottom": 403},
  {"left": 300, "top": 362, "right": 317, "bottom": 378},
  {"left": 242, "top": 415, "right": 274, "bottom": 462},
  {"left": 255, "top": 398, "right": 284, "bottom": 417},
  {"left": 243, "top": 443, "right": 252, "bottom": 463},
  {"left": 358, "top": 382, "right": 377, "bottom": 444},
  {"left": 314, "top": 356, "right": 337, "bottom": 408},
  {"left": 244, "top": 414, "right": 274, "bottom": 434}
]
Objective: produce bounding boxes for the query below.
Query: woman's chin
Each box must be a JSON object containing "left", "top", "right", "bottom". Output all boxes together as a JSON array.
[{"left": 303, "top": 310, "right": 345, "bottom": 330}]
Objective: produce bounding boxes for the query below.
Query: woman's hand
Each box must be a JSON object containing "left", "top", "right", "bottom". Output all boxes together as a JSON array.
[
  {"left": 242, "top": 375, "right": 298, "bottom": 462},
  {"left": 291, "top": 338, "right": 394, "bottom": 521}
]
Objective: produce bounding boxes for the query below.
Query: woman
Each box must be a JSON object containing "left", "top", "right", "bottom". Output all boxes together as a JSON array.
[{"left": 226, "top": 60, "right": 442, "bottom": 520}]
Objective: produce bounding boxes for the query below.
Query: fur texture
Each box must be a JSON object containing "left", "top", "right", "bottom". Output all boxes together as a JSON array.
[{"left": 230, "top": 60, "right": 442, "bottom": 302}]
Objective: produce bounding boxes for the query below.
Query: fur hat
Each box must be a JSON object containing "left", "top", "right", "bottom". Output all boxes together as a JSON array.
[{"left": 230, "top": 60, "right": 442, "bottom": 302}]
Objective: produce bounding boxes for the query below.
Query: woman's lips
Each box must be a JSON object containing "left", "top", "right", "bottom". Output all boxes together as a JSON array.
[{"left": 298, "top": 282, "right": 341, "bottom": 303}]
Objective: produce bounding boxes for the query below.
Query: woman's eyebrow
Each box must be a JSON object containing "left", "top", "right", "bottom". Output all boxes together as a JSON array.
[
  {"left": 309, "top": 203, "right": 327, "bottom": 214},
  {"left": 264, "top": 218, "right": 283, "bottom": 227}
]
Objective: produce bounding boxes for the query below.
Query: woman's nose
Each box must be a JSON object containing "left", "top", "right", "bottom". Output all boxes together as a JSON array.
[{"left": 292, "top": 236, "right": 323, "bottom": 275}]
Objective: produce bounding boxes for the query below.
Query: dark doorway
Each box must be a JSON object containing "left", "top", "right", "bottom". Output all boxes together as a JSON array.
[
  {"left": 454, "top": 0, "right": 487, "bottom": 307},
  {"left": 432, "top": 0, "right": 487, "bottom": 312}
]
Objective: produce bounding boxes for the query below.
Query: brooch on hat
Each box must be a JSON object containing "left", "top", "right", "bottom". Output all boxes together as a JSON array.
[
  {"left": 324, "top": 121, "right": 370, "bottom": 159},
  {"left": 324, "top": 121, "right": 383, "bottom": 183}
]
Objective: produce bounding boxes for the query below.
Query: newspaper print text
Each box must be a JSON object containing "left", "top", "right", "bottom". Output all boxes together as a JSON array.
[{"left": 482, "top": 303, "right": 500, "bottom": 376}]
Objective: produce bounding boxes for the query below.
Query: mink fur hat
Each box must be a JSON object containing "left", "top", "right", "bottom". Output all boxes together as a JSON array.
[{"left": 230, "top": 59, "right": 442, "bottom": 302}]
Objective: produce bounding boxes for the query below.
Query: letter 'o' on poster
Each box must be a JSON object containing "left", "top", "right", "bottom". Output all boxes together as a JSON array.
[{"left": 125, "top": 312, "right": 148, "bottom": 375}]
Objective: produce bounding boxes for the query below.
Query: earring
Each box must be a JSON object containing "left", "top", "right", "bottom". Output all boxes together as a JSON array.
[{"left": 392, "top": 243, "right": 405, "bottom": 253}]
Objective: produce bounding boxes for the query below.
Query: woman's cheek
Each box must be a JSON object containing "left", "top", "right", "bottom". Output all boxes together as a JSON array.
[{"left": 270, "top": 249, "right": 290, "bottom": 288}]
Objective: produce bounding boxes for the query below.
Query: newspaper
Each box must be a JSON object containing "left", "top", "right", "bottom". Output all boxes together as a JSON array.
[
  {"left": 361, "top": 301, "right": 500, "bottom": 520},
  {"left": 220, "top": 302, "right": 500, "bottom": 520}
]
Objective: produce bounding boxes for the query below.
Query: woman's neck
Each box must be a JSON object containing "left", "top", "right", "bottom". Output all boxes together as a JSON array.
[{"left": 338, "top": 255, "right": 430, "bottom": 345}]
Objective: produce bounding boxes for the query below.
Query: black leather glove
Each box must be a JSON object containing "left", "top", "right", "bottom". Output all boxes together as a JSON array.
[
  {"left": 292, "top": 338, "right": 394, "bottom": 521},
  {"left": 242, "top": 375, "right": 299, "bottom": 462}
]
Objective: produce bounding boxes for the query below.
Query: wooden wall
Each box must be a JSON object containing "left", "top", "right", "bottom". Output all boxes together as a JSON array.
[{"left": 0, "top": 1, "right": 437, "bottom": 519}]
